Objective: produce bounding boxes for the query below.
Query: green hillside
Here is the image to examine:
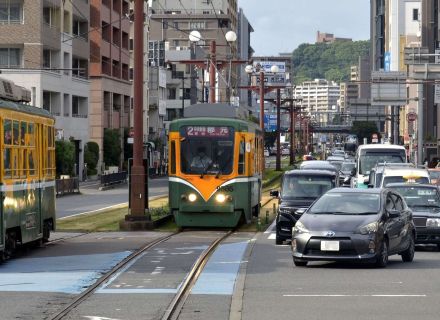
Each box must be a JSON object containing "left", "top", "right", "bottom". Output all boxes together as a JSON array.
[{"left": 292, "top": 40, "right": 370, "bottom": 84}]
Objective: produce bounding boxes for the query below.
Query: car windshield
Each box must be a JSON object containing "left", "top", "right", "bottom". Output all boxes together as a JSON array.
[
  {"left": 383, "top": 176, "right": 429, "bottom": 187},
  {"left": 390, "top": 186, "right": 440, "bottom": 208},
  {"left": 308, "top": 193, "right": 380, "bottom": 214},
  {"left": 281, "top": 175, "right": 335, "bottom": 199},
  {"left": 429, "top": 171, "right": 440, "bottom": 179},
  {"left": 328, "top": 161, "right": 342, "bottom": 170},
  {"left": 180, "top": 126, "right": 234, "bottom": 175},
  {"left": 341, "top": 163, "right": 355, "bottom": 172},
  {"left": 359, "top": 152, "right": 405, "bottom": 175}
]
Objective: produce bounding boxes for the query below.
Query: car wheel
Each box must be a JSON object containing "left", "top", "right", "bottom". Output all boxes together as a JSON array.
[
  {"left": 293, "top": 258, "right": 307, "bottom": 267},
  {"left": 376, "top": 240, "right": 388, "bottom": 268},
  {"left": 401, "top": 234, "right": 415, "bottom": 262}
]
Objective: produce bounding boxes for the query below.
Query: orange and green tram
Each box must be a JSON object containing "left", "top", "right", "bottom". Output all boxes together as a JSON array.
[
  {"left": 0, "top": 98, "right": 56, "bottom": 258},
  {"left": 168, "top": 105, "right": 264, "bottom": 227}
]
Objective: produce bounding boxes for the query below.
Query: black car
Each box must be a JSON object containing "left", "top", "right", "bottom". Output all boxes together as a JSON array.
[
  {"left": 291, "top": 188, "right": 415, "bottom": 267},
  {"left": 387, "top": 183, "right": 440, "bottom": 248},
  {"left": 270, "top": 169, "right": 337, "bottom": 245}
]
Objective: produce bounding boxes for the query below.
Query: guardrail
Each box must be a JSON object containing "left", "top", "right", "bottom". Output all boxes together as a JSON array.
[
  {"left": 56, "top": 177, "right": 80, "bottom": 197},
  {"left": 100, "top": 171, "right": 128, "bottom": 187}
]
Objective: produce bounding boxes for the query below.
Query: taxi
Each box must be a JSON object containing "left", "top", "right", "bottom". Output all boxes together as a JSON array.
[
  {"left": 428, "top": 168, "right": 440, "bottom": 185},
  {"left": 380, "top": 167, "right": 430, "bottom": 187}
]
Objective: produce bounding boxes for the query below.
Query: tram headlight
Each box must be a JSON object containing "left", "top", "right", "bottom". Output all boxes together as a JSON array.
[
  {"left": 188, "top": 193, "right": 197, "bottom": 202},
  {"left": 215, "top": 193, "right": 226, "bottom": 203}
]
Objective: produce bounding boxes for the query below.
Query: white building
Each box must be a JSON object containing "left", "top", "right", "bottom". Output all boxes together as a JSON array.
[{"left": 294, "top": 79, "right": 340, "bottom": 124}]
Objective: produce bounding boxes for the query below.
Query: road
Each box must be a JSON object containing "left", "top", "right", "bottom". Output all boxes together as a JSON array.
[
  {"left": 243, "top": 223, "right": 440, "bottom": 320},
  {"left": 1, "top": 223, "right": 439, "bottom": 319},
  {"left": 56, "top": 176, "right": 168, "bottom": 219}
]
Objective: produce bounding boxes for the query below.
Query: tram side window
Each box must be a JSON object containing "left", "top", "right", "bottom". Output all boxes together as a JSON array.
[
  {"left": 4, "top": 148, "right": 11, "bottom": 178},
  {"left": 170, "top": 141, "right": 176, "bottom": 174},
  {"left": 11, "top": 148, "right": 18, "bottom": 177},
  {"left": 4, "top": 119, "right": 11, "bottom": 145},
  {"left": 21, "top": 149, "right": 27, "bottom": 178},
  {"left": 13, "top": 120, "right": 19, "bottom": 145},
  {"left": 238, "top": 140, "right": 245, "bottom": 175},
  {"left": 20, "top": 122, "right": 27, "bottom": 145},
  {"left": 29, "top": 149, "right": 36, "bottom": 176},
  {"left": 28, "top": 123, "right": 35, "bottom": 146}
]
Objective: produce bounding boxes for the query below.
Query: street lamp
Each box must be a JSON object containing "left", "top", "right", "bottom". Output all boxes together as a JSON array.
[{"left": 187, "top": 30, "right": 238, "bottom": 104}]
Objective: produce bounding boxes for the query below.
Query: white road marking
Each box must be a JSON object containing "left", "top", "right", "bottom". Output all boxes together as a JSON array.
[
  {"left": 84, "top": 317, "right": 122, "bottom": 320},
  {"left": 170, "top": 251, "right": 194, "bottom": 255},
  {"left": 283, "top": 294, "right": 426, "bottom": 297},
  {"left": 267, "top": 233, "right": 276, "bottom": 240},
  {"left": 58, "top": 203, "right": 128, "bottom": 220}
]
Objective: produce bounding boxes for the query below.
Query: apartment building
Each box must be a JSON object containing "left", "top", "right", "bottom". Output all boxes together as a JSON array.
[
  {"left": 0, "top": 0, "right": 90, "bottom": 180},
  {"left": 237, "top": 8, "right": 254, "bottom": 112},
  {"left": 294, "top": 79, "right": 340, "bottom": 124},
  {"left": 149, "top": 0, "right": 238, "bottom": 122},
  {"left": 90, "top": 0, "right": 131, "bottom": 171}
]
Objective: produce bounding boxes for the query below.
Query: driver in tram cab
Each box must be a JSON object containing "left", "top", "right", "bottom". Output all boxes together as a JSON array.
[{"left": 191, "top": 146, "right": 212, "bottom": 169}]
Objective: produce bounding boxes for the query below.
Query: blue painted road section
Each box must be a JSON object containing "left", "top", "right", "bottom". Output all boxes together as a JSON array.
[
  {"left": 0, "top": 251, "right": 131, "bottom": 294},
  {"left": 191, "top": 241, "right": 249, "bottom": 295}
]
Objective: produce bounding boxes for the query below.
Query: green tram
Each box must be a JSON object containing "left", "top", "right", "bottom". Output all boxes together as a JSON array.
[
  {"left": 0, "top": 78, "right": 56, "bottom": 258},
  {"left": 168, "top": 104, "right": 263, "bottom": 227}
]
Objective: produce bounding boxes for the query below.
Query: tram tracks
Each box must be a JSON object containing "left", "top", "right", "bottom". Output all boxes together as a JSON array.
[{"left": 48, "top": 230, "right": 235, "bottom": 320}]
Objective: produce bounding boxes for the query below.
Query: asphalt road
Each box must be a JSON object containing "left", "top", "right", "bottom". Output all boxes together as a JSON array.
[
  {"left": 242, "top": 224, "right": 440, "bottom": 320},
  {"left": 56, "top": 176, "right": 169, "bottom": 219}
]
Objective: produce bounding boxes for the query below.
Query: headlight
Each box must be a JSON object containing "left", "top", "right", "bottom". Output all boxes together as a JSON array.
[
  {"left": 215, "top": 193, "right": 226, "bottom": 203},
  {"left": 293, "top": 221, "right": 309, "bottom": 234},
  {"left": 279, "top": 207, "right": 291, "bottom": 214},
  {"left": 188, "top": 193, "right": 197, "bottom": 202},
  {"left": 358, "top": 222, "right": 378, "bottom": 235},
  {"left": 427, "top": 218, "right": 440, "bottom": 228}
]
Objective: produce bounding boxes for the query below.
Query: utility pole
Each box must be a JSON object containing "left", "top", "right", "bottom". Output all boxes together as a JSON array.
[
  {"left": 276, "top": 88, "right": 281, "bottom": 171},
  {"left": 121, "top": 0, "right": 152, "bottom": 230}
]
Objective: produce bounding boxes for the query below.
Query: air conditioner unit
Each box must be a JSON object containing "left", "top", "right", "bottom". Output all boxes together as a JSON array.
[{"left": 176, "top": 46, "right": 181, "bottom": 51}]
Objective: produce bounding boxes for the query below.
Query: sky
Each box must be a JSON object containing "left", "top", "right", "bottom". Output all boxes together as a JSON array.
[{"left": 238, "top": 0, "right": 371, "bottom": 56}]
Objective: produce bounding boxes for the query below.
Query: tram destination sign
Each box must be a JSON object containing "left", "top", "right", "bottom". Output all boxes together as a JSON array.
[{"left": 185, "top": 126, "right": 230, "bottom": 137}]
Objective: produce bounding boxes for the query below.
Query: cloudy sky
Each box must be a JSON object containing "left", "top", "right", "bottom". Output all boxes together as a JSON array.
[{"left": 238, "top": 0, "right": 371, "bottom": 55}]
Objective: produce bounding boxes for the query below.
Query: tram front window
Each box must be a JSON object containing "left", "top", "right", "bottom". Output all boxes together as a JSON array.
[{"left": 180, "top": 126, "right": 234, "bottom": 175}]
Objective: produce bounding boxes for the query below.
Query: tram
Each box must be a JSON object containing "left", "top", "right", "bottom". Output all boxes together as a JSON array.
[
  {"left": 168, "top": 104, "right": 263, "bottom": 227},
  {"left": 0, "top": 78, "right": 56, "bottom": 258}
]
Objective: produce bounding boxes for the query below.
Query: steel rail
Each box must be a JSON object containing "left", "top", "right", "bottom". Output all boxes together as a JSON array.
[
  {"left": 48, "top": 232, "right": 179, "bottom": 320},
  {"left": 161, "top": 230, "right": 234, "bottom": 320}
]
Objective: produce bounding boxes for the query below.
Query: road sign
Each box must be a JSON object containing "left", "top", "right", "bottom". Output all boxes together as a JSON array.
[
  {"left": 372, "top": 133, "right": 378, "bottom": 143},
  {"left": 407, "top": 112, "right": 417, "bottom": 122},
  {"left": 371, "top": 71, "right": 407, "bottom": 106},
  {"left": 127, "top": 137, "right": 134, "bottom": 144}
]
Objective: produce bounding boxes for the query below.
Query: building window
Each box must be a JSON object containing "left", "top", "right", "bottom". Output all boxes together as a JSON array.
[
  {"left": 0, "top": 0, "right": 23, "bottom": 24},
  {"left": 72, "top": 57, "right": 88, "bottom": 78},
  {"left": 162, "top": 20, "right": 168, "bottom": 29},
  {"left": 73, "top": 18, "right": 88, "bottom": 40},
  {"left": 189, "top": 21, "right": 205, "bottom": 30},
  {"left": 72, "top": 95, "right": 79, "bottom": 115},
  {"left": 413, "top": 8, "right": 419, "bottom": 21},
  {"left": 0, "top": 48, "right": 20, "bottom": 67}
]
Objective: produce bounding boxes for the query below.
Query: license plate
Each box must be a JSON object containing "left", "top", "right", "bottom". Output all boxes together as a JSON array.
[{"left": 320, "top": 241, "right": 340, "bottom": 251}]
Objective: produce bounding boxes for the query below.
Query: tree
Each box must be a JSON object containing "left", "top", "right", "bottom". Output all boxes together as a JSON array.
[
  {"left": 84, "top": 141, "right": 99, "bottom": 175},
  {"left": 55, "top": 140, "right": 75, "bottom": 177},
  {"left": 292, "top": 40, "right": 370, "bottom": 84},
  {"left": 103, "top": 129, "right": 121, "bottom": 167},
  {"left": 351, "top": 121, "right": 379, "bottom": 144}
]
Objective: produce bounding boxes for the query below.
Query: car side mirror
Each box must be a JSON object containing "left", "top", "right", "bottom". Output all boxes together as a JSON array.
[
  {"left": 270, "top": 190, "right": 279, "bottom": 198},
  {"left": 388, "top": 210, "right": 400, "bottom": 218}
]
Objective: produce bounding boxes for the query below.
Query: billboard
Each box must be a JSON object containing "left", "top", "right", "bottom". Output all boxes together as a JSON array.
[
  {"left": 264, "top": 114, "right": 277, "bottom": 131},
  {"left": 253, "top": 61, "right": 286, "bottom": 73}
]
